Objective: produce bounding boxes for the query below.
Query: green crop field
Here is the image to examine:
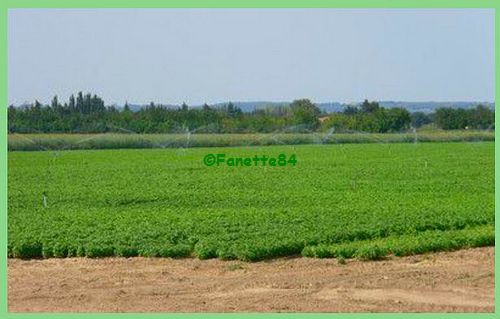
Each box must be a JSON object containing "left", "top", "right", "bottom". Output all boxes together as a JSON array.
[{"left": 8, "top": 142, "right": 494, "bottom": 261}]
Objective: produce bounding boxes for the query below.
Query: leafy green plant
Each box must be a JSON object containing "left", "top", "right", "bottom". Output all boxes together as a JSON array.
[{"left": 8, "top": 142, "right": 494, "bottom": 260}]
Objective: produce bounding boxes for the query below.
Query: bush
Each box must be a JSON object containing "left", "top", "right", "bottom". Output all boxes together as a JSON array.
[
  {"left": 194, "top": 241, "right": 218, "bottom": 259},
  {"left": 85, "top": 245, "right": 114, "bottom": 258},
  {"left": 12, "top": 241, "right": 43, "bottom": 259},
  {"left": 53, "top": 243, "right": 68, "bottom": 258},
  {"left": 355, "top": 245, "right": 388, "bottom": 261},
  {"left": 115, "top": 246, "right": 139, "bottom": 257}
]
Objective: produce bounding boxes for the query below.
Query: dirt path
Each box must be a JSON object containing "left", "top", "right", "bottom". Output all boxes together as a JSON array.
[{"left": 8, "top": 247, "right": 494, "bottom": 312}]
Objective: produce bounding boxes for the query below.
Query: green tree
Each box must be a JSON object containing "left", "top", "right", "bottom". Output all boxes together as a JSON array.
[
  {"left": 124, "top": 101, "right": 131, "bottom": 112},
  {"left": 360, "top": 99, "right": 380, "bottom": 113},
  {"left": 411, "top": 112, "right": 432, "bottom": 128},
  {"left": 76, "top": 92, "right": 84, "bottom": 113},
  {"left": 69, "top": 94, "right": 76, "bottom": 111},
  {"left": 434, "top": 108, "right": 468, "bottom": 130},
  {"left": 290, "top": 99, "right": 321, "bottom": 129},
  {"left": 470, "top": 105, "right": 494, "bottom": 129},
  {"left": 343, "top": 105, "right": 359, "bottom": 115},
  {"left": 51, "top": 95, "right": 59, "bottom": 108}
]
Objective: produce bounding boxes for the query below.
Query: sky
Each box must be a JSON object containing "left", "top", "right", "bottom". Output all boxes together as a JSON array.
[{"left": 8, "top": 9, "right": 495, "bottom": 106}]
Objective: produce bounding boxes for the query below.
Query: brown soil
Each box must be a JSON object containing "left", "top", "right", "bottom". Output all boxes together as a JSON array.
[{"left": 8, "top": 247, "right": 494, "bottom": 313}]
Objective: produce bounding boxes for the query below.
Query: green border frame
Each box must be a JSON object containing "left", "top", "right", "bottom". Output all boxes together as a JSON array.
[{"left": 0, "top": 0, "right": 497, "bottom": 317}]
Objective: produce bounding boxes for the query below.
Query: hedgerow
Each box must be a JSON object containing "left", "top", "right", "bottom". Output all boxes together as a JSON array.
[{"left": 8, "top": 131, "right": 494, "bottom": 151}]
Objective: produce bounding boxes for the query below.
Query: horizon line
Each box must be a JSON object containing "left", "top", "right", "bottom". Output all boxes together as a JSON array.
[{"left": 9, "top": 99, "right": 496, "bottom": 107}]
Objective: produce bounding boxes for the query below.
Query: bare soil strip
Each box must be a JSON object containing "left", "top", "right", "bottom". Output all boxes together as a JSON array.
[{"left": 8, "top": 247, "right": 494, "bottom": 313}]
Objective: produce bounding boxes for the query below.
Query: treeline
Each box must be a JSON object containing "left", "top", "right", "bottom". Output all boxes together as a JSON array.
[
  {"left": 324, "top": 100, "right": 494, "bottom": 132},
  {"left": 323, "top": 100, "right": 412, "bottom": 133},
  {"left": 432, "top": 106, "right": 494, "bottom": 130},
  {"left": 8, "top": 94, "right": 322, "bottom": 133},
  {"left": 8, "top": 92, "right": 494, "bottom": 134}
]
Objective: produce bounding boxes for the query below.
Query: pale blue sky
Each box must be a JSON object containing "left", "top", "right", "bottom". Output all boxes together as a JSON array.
[{"left": 8, "top": 9, "right": 494, "bottom": 106}]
